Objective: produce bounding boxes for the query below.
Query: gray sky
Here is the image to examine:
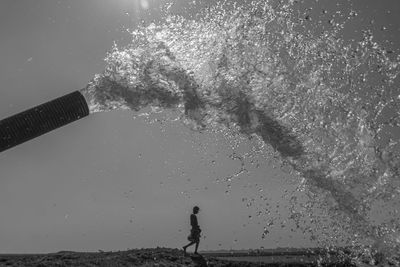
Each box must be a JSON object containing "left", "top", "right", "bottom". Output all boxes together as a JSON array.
[{"left": 0, "top": 0, "right": 399, "bottom": 253}]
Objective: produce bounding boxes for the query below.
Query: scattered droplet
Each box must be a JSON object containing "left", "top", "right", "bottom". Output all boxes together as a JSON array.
[
  {"left": 140, "top": 0, "right": 149, "bottom": 10},
  {"left": 261, "top": 227, "right": 269, "bottom": 239},
  {"left": 349, "top": 10, "right": 358, "bottom": 17}
]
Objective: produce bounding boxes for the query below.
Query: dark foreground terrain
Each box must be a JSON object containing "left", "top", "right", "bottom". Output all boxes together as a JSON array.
[{"left": 0, "top": 247, "right": 354, "bottom": 267}]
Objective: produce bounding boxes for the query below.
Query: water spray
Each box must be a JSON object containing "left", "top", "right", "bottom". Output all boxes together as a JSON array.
[
  {"left": 0, "top": 91, "right": 89, "bottom": 153},
  {"left": 0, "top": 1, "right": 399, "bottom": 260}
]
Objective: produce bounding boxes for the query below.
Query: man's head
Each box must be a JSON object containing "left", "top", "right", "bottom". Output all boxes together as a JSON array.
[{"left": 193, "top": 206, "right": 200, "bottom": 214}]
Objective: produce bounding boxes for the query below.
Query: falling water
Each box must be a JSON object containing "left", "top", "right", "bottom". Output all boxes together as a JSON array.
[{"left": 80, "top": 1, "right": 400, "bottom": 264}]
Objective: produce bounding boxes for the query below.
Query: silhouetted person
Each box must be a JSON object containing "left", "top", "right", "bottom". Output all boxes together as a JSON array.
[{"left": 183, "top": 206, "right": 201, "bottom": 255}]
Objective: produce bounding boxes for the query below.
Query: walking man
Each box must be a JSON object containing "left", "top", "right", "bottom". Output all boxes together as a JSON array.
[{"left": 183, "top": 206, "right": 201, "bottom": 255}]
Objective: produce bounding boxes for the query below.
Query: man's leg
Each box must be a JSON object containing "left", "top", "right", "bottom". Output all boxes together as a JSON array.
[
  {"left": 194, "top": 240, "right": 200, "bottom": 254},
  {"left": 183, "top": 241, "right": 195, "bottom": 256}
]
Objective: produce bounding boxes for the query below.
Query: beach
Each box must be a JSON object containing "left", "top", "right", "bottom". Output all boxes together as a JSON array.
[{"left": 0, "top": 247, "right": 356, "bottom": 267}]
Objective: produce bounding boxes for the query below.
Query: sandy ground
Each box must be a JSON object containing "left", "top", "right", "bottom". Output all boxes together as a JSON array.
[{"left": 0, "top": 247, "right": 354, "bottom": 267}]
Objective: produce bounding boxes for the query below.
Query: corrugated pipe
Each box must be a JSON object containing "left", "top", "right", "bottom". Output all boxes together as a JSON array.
[{"left": 0, "top": 91, "right": 89, "bottom": 153}]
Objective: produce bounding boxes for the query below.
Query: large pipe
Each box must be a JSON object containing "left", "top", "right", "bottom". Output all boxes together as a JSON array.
[{"left": 0, "top": 91, "right": 89, "bottom": 153}]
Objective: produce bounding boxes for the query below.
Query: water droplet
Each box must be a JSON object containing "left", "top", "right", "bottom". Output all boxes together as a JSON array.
[
  {"left": 349, "top": 10, "right": 357, "bottom": 17},
  {"left": 261, "top": 227, "right": 269, "bottom": 239},
  {"left": 140, "top": 0, "right": 149, "bottom": 10}
]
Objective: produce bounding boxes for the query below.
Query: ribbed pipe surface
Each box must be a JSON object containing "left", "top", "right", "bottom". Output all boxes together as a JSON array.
[{"left": 0, "top": 91, "right": 89, "bottom": 153}]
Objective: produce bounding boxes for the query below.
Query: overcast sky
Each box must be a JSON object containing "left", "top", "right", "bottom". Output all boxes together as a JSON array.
[{"left": 0, "top": 0, "right": 399, "bottom": 253}]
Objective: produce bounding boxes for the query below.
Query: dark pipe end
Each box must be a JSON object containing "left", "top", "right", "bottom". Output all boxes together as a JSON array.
[{"left": 0, "top": 91, "right": 89, "bottom": 153}]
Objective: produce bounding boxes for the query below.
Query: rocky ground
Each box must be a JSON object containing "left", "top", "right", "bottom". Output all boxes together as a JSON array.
[{"left": 0, "top": 247, "right": 354, "bottom": 267}]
